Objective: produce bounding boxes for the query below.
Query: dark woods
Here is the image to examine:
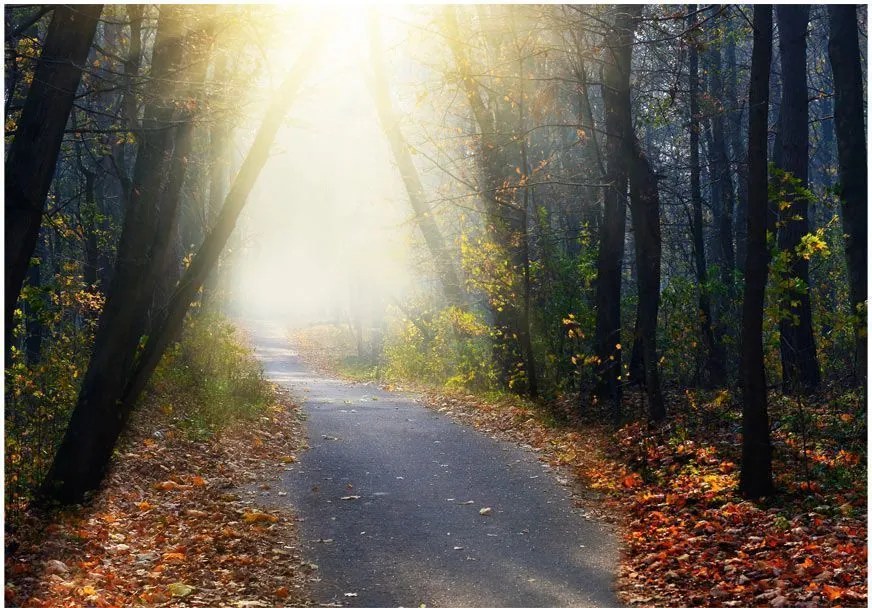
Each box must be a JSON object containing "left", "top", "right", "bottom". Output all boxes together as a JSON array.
[{"left": 4, "top": 4, "right": 867, "bottom": 511}]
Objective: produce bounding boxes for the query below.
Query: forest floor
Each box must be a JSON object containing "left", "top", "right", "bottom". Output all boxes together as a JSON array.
[
  {"left": 292, "top": 324, "right": 867, "bottom": 608},
  {"left": 5, "top": 385, "right": 314, "bottom": 608}
]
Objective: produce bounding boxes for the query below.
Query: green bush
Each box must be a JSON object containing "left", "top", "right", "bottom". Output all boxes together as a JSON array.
[
  {"left": 383, "top": 306, "right": 498, "bottom": 391},
  {"left": 150, "top": 312, "right": 274, "bottom": 438}
]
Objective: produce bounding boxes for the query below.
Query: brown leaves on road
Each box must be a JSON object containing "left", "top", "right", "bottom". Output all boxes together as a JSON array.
[{"left": 5, "top": 386, "right": 314, "bottom": 607}]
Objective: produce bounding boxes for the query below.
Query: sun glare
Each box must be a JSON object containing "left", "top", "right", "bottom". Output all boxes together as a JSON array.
[{"left": 228, "top": 5, "right": 415, "bottom": 326}]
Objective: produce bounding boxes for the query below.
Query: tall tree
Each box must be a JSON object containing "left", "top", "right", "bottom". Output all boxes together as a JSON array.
[
  {"left": 775, "top": 5, "right": 821, "bottom": 393},
  {"left": 593, "top": 5, "right": 637, "bottom": 420},
  {"left": 628, "top": 141, "right": 666, "bottom": 421},
  {"left": 40, "top": 25, "right": 327, "bottom": 505},
  {"left": 827, "top": 5, "right": 868, "bottom": 385},
  {"left": 687, "top": 5, "right": 726, "bottom": 386},
  {"left": 5, "top": 5, "right": 102, "bottom": 353},
  {"left": 368, "top": 12, "right": 465, "bottom": 308},
  {"left": 740, "top": 3, "right": 774, "bottom": 499}
]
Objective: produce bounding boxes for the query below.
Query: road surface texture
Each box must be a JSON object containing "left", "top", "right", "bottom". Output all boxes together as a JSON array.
[{"left": 246, "top": 319, "right": 622, "bottom": 608}]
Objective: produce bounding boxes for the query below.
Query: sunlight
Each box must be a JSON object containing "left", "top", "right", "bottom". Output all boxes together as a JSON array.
[{"left": 228, "top": 5, "right": 415, "bottom": 325}]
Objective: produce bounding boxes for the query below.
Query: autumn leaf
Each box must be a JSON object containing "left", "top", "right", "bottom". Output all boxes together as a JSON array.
[
  {"left": 167, "top": 582, "right": 194, "bottom": 597},
  {"left": 822, "top": 584, "right": 844, "bottom": 601},
  {"left": 241, "top": 510, "right": 278, "bottom": 524}
]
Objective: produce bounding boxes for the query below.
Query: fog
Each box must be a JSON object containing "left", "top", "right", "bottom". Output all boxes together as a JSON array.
[{"left": 227, "top": 7, "right": 419, "bottom": 328}]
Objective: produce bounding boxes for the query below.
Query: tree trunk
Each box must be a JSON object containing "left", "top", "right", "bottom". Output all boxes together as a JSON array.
[
  {"left": 368, "top": 13, "right": 465, "bottom": 308},
  {"left": 39, "top": 7, "right": 201, "bottom": 504},
  {"left": 593, "top": 5, "right": 638, "bottom": 421},
  {"left": 5, "top": 4, "right": 102, "bottom": 356},
  {"left": 628, "top": 143, "right": 666, "bottom": 421},
  {"left": 827, "top": 5, "right": 867, "bottom": 385},
  {"left": 775, "top": 5, "right": 821, "bottom": 393},
  {"left": 740, "top": 4, "right": 774, "bottom": 500},
  {"left": 442, "top": 6, "right": 538, "bottom": 396},
  {"left": 725, "top": 14, "right": 749, "bottom": 271},
  {"left": 688, "top": 5, "right": 726, "bottom": 387}
]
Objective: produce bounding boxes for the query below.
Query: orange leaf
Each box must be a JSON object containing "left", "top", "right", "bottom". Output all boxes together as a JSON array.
[
  {"left": 162, "top": 552, "right": 186, "bottom": 562},
  {"left": 621, "top": 473, "right": 643, "bottom": 489},
  {"left": 822, "top": 585, "right": 844, "bottom": 601},
  {"left": 275, "top": 586, "right": 290, "bottom": 599}
]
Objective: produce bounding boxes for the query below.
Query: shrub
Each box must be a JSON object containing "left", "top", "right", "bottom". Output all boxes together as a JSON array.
[{"left": 150, "top": 312, "right": 274, "bottom": 438}]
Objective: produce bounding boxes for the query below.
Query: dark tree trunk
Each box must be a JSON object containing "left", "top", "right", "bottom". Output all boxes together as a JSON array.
[
  {"left": 740, "top": 4, "right": 774, "bottom": 500},
  {"left": 628, "top": 143, "right": 666, "bottom": 421},
  {"left": 827, "top": 5, "right": 868, "bottom": 385},
  {"left": 39, "top": 7, "right": 198, "bottom": 504},
  {"left": 39, "top": 27, "right": 325, "bottom": 505},
  {"left": 593, "top": 5, "right": 638, "bottom": 421},
  {"left": 688, "top": 5, "right": 726, "bottom": 387},
  {"left": 775, "top": 5, "right": 821, "bottom": 393},
  {"left": 368, "top": 14, "right": 465, "bottom": 308},
  {"left": 5, "top": 5, "right": 102, "bottom": 356},
  {"left": 705, "top": 41, "right": 736, "bottom": 295}
]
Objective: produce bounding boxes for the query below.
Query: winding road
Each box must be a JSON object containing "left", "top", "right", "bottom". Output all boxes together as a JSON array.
[{"left": 247, "top": 319, "right": 622, "bottom": 608}]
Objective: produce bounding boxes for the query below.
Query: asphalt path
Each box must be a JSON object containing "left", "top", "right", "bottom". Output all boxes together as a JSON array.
[{"left": 247, "top": 319, "right": 622, "bottom": 608}]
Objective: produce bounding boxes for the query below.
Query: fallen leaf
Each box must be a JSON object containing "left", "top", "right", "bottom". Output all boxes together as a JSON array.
[{"left": 167, "top": 582, "right": 194, "bottom": 597}]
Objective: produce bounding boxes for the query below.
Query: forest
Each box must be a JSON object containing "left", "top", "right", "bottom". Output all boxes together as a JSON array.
[{"left": 4, "top": 4, "right": 868, "bottom": 607}]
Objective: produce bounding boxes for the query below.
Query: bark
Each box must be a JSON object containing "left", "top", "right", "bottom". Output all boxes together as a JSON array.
[
  {"left": 775, "top": 5, "right": 821, "bottom": 393},
  {"left": 740, "top": 4, "right": 774, "bottom": 499},
  {"left": 628, "top": 143, "right": 666, "bottom": 421},
  {"left": 725, "top": 15, "right": 749, "bottom": 270},
  {"left": 593, "top": 5, "right": 638, "bottom": 421},
  {"left": 688, "top": 5, "right": 726, "bottom": 387},
  {"left": 5, "top": 5, "right": 102, "bottom": 356},
  {"left": 827, "top": 5, "right": 868, "bottom": 385},
  {"left": 368, "top": 13, "right": 465, "bottom": 308}
]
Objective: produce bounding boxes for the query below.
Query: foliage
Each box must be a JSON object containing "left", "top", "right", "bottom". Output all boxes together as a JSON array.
[
  {"left": 149, "top": 312, "right": 274, "bottom": 438},
  {"left": 383, "top": 305, "right": 499, "bottom": 391},
  {"left": 5, "top": 260, "right": 103, "bottom": 524}
]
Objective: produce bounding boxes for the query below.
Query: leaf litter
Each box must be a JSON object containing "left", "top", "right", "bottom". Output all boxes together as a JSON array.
[{"left": 5, "top": 385, "right": 316, "bottom": 607}]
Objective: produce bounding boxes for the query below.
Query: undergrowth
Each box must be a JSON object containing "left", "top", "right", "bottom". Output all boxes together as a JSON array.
[{"left": 150, "top": 312, "right": 275, "bottom": 438}]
